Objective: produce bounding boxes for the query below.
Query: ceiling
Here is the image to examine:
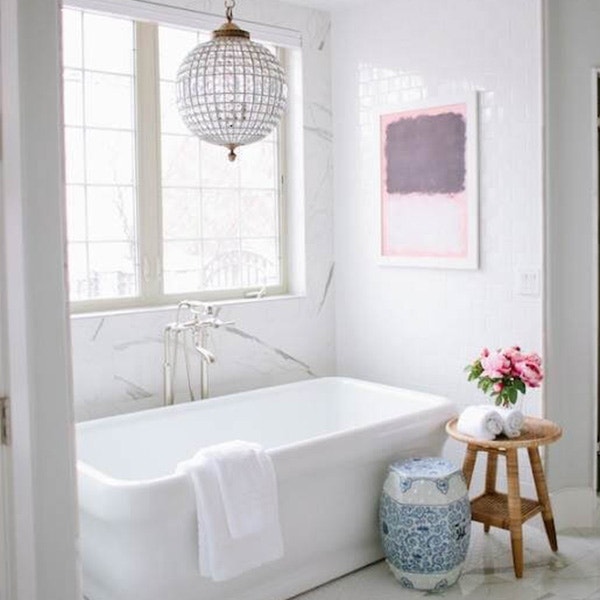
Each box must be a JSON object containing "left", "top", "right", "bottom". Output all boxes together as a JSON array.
[{"left": 280, "top": 0, "right": 365, "bottom": 11}]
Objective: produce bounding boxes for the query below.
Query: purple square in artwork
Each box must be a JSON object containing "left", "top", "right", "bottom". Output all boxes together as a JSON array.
[{"left": 385, "top": 112, "right": 466, "bottom": 195}]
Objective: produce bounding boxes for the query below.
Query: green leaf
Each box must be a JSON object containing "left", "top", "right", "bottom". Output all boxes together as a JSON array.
[
  {"left": 508, "top": 387, "right": 518, "bottom": 404},
  {"left": 468, "top": 363, "right": 482, "bottom": 378},
  {"left": 515, "top": 379, "right": 526, "bottom": 394}
]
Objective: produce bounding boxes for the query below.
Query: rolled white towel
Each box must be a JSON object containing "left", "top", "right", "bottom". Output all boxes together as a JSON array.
[
  {"left": 456, "top": 405, "right": 503, "bottom": 440},
  {"left": 495, "top": 406, "right": 524, "bottom": 438}
]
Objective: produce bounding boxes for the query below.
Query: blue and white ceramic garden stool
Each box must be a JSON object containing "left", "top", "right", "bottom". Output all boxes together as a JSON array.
[{"left": 379, "top": 457, "right": 471, "bottom": 591}]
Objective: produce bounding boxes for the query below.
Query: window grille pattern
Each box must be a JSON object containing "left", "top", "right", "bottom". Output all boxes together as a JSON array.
[
  {"left": 158, "top": 25, "right": 282, "bottom": 295},
  {"left": 62, "top": 8, "right": 138, "bottom": 301},
  {"left": 61, "top": 10, "right": 284, "bottom": 307}
]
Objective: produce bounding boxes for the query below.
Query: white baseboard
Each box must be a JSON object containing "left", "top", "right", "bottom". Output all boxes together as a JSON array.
[{"left": 549, "top": 487, "right": 599, "bottom": 529}]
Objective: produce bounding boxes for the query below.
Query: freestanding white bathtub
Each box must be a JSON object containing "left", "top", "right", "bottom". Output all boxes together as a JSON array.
[{"left": 76, "top": 377, "right": 456, "bottom": 600}]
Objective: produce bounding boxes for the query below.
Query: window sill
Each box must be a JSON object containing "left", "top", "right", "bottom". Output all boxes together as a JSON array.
[{"left": 69, "top": 293, "right": 307, "bottom": 320}]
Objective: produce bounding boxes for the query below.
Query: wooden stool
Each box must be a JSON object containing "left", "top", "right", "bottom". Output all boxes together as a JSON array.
[{"left": 446, "top": 416, "right": 562, "bottom": 578}]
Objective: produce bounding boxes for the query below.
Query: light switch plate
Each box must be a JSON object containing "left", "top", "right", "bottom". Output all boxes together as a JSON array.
[{"left": 516, "top": 268, "right": 541, "bottom": 297}]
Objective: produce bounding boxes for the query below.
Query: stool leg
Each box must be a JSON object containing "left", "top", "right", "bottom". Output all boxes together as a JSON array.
[
  {"left": 506, "top": 449, "right": 524, "bottom": 578},
  {"left": 528, "top": 446, "right": 558, "bottom": 552},
  {"left": 462, "top": 445, "right": 478, "bottom": 488},
  {"left": 483, "top": 451, "right": 498, "bottom": 533}
]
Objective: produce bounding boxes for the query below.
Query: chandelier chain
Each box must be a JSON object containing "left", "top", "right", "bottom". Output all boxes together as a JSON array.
[{"left": 224, "top": 0, "right": 235, "bottom": 22}]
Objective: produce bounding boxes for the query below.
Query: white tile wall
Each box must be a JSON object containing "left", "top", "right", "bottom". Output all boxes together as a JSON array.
[{"left": 331, "top": 0, "right": 544, "bottom": 473}]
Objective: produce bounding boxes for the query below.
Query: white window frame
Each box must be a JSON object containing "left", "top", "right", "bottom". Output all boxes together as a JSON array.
[{"left": 65, "top": 0, "right": 301, "bottom": 314}]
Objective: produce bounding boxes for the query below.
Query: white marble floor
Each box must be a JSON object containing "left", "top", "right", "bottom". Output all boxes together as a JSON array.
[{"left": 293, "top": 525, "right": 600, "bottom": 600}]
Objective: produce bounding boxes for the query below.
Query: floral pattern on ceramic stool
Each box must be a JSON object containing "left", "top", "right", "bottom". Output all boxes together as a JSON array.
[{"left": 379, "top": 457, "right": 471, "bottom": 591}]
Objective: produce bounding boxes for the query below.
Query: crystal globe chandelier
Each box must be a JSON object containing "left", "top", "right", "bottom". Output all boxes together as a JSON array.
[{"left": 176, "top": 0, "right": 288, "bottom": 162}]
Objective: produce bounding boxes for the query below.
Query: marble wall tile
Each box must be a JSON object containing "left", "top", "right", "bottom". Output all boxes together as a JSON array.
[{"left": 70, "top": 0, "right": 333, "bottom": 421}]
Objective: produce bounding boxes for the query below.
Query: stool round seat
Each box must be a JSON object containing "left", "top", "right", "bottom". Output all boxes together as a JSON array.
[
  {"left": 446, "top": 416, "right": 562, "bottom": 449},
  {"left": 379, "top": 457, "right": 471, "bottom": 591}
]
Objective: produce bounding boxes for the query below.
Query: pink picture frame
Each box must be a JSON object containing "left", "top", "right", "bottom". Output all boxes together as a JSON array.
[{"left": 378, "top": 94, "right": 479, "bottom": 269}]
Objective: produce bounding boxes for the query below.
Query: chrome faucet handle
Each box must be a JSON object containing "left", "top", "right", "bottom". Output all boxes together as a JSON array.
[
  {"left": 197, "top": 315, "right": 234, "bottom": 329},
  {"left": 186, "top": 302, "right": 222, "bottom": 318},
  {"left": 198, "top": 304, "right": 234, "bottom": 328},
  {"left": 214, "top": 318, "right": 235, "bottom": 328},
  {"left": 178, "top": 299, "right": 205, "bottom": 311},
  {"left": 180, "top": 300, "right": 234, "bottom": 327},
  {"left": 166, "top": 319, "right": 196, "bottom": 332},
  {"left": 177, "top": 300, "right": 217, "bottom": 314},
  {"left": 205, "top": 303, "right": 217, "bottom": 316}
]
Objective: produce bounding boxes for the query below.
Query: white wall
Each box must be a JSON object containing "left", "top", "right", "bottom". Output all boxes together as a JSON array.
[
  {"left": 332, "top": 0, "right": 544, "bottom": 473},
  {"left": 68, "top": 0, "right": 600, "bottom": 504},
  {"left": 1, "top": 0, "right": 80, "bottom": 596},
  {"left": 70, "top": 0, "right": 334, "bottom": 421},
  {"left": 545, "top": 0, "right": 599, "bottom": 493}
]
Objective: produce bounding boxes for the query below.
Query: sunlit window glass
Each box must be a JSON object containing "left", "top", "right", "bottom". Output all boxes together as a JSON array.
[
  {"left": 62, "top": 8, "right": 138, "bottom": 301},
  {"left": 158, "top": 25, "right": 282, "bottom": 295}
]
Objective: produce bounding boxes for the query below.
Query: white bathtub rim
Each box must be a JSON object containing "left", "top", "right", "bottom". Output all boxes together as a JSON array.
[
  {"left": 77, "top": 376, "right": 452, "bottom": 433},
  {"left": 77, "top": 401, "right": 456, "bottom": 490},
  {"left": 76, "top": 377, "right": 457, "bottom": 489}
]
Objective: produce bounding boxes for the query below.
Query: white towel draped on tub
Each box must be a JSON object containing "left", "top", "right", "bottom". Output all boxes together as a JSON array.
[
  {"left": 176, "top": 440, "right": 284, "bottom": 581},
  {"left": 495, "top": 406, "right": 524, "bottom": 438},
  {"left": 456, "top": 405, "right": 503, "bottom": 440}
]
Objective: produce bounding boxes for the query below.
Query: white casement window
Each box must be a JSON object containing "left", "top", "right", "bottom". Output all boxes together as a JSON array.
[{"left": 62, "top": 6, "right": 287, "bottom": 312}]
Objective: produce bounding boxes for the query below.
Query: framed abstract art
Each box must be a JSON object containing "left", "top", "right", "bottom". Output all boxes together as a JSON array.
[{"left": 378, "top": 94, "right": 479, "bottom": 269}]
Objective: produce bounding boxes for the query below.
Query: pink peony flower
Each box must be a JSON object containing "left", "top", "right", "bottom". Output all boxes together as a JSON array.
[
  {"left": 481, "top": 350, "right": 511, "bottom": 379},
  {"left": 500, "top": 347, "right": 521, "bottom": 376},
  {"left": 467, "top": 345, "right": 543, "bottom": 402},
  {"left": 502, "top": 346, "right": 522, "bottom": 361},
  {"left": 522, "top": 352, "right": 542, "bottom": 366},
  {"left": 513, "top": 359, "right": 543, "bottom": 387}
]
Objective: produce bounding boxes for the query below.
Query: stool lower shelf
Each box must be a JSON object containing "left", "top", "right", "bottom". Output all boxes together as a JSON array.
[{"left": 471, "top": 492, "right": 541, "bottom": 530}]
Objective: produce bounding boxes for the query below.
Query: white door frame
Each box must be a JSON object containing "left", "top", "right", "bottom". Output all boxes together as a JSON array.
[
  {"left": 0, "top": 168, "right": 12, "bottom": 600},
  {"left": 0, "top": 0, "right": 81, "bottom": 598},
  {"left": 0, "top": 454, "right": 11, "bottom": 600},
  {"left": 0, "top": 274, "right": 10, "bottom": 597},
  {"left": 1, "top": 11, "right": 13, "bottom": 598},
  {"left": 0, "top": 457, "right": 10, "bottom": 600}
]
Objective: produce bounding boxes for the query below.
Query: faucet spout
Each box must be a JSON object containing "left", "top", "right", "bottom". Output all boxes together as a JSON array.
[
  {"left": 194, "top": 341, "right": 215, "bottom": 400},
  {"left": 194, "top": 343, "right": 216, "bottom": 364}
]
